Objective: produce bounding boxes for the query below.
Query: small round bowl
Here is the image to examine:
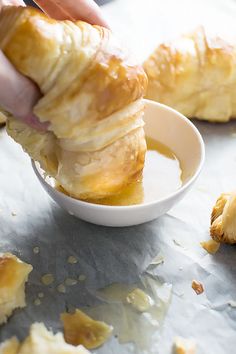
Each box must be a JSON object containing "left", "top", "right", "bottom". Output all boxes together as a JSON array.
[{"left": 32, "top": 100, "right": 205, "bottom": 227}]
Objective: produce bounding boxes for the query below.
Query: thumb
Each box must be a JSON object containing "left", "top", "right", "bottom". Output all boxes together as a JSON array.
[{"left": 0, "top": 50, "right": 47, "bottom": 131}]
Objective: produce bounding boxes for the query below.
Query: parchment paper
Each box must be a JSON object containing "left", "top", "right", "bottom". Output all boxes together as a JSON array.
[{"left": 1, "top": 1, "right": 236, "bottom": 353}]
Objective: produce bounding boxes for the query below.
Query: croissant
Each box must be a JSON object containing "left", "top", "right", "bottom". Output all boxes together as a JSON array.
[
  {"left": 0, "top": 323, "right": 90, "bottom": 354},
  {"left": 144, "top": 27, "right": 236, "bottom": 122},
  {"left": 210, "top": 192, "right": 236, "bottom": 244},
  {"left": 0, "top": 253, "right": 32, "bottom": 325},
  {"left": 0, "top": 6, "right": 147, "bottom": 200}
]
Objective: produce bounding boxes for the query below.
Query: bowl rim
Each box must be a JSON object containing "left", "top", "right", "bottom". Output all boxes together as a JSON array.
[{"left": 32, "top": 100, "right": 205, "bottom": 211}]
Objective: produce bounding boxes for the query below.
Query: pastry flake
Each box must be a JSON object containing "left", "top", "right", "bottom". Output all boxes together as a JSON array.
[
  {"left": 61, "top": 309, "right": 113, "bottom": 349},
  {"left": 210, "top": 192, "right": 236, "bottom": 244},
  {"left": 0, "top": 6, "right": 147, "bottom": 201},
  {"left": 0, "top": 253, "right": 33, "bottom": 325},
  {"left": 144, "top": 27, "right": 236, "bottom": 122},
  {"left": 174, "top": 336, "right": 196, "bottom": 354},
  {"left": 191, "top": 280, "right": 204, "bottom": 295},
  {"left": 200, "top": 239, "right": 220, "bottom": 254}
]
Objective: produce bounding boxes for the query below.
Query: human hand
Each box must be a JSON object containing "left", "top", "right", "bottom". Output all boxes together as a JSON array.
[{"left": 0, "top": 0, "right": 109, "bottom": 130}]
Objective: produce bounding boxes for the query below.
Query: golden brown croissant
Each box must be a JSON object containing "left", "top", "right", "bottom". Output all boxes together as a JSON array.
[
  {"left": 0, "top": 323, "right": 90, "bottom": 354},
  {"left": 0, "top": 6, "right": 147, "bottom": 200},
  {"left": 210, "top": 192, "right": 236, "bottom": 244},
  {"left": 144, "top": 27, "right": 236, "bottom": 122},
  {"left": 0, "top": 253, "right": 32, "bottom": 325}
]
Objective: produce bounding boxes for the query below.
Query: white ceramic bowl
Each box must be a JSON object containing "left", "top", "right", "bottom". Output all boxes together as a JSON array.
[{"left": 32, "top": 100, "right": 205, "bottom": 227}]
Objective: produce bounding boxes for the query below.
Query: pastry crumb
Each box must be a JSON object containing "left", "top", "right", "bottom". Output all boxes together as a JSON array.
[
  {"left": 61, "top": 309, "right": 113, "bottom": 349},
  {"left": 174, "top": 336, "right": 196, "bottom": 354},
  {"left": 11, "top": 212, "right": 17, "bottom": 216},
  {"left": 200, "top": 239, "right": 220, "bottom": 254},
  {"left": 191, "top": 280, "right": 204, "bottom": 295}
]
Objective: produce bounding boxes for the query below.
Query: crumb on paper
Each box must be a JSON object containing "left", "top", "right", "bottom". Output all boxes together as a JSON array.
[
  {"left": 11, "top": 212, "right": 17, "bottom": 216},
  {"left": 174, "top": 336, "right": 196, "bottom": 354},
  {"left": 228, "top": 300, "right": 236, "bottom": 308},
  {"left": 61, "top": 309, "right": 113, "bottom": 349},
  {"left": 200, "top": 239, "right": 220, "bottom": 254},
  {"left": 192, "top": 280, "right": 204, "bottom": 295},
  {"left": 38, "top": 292, "right": 44, "bottom": 298},
  {"left": 78, "top": 275, "right": 86, "bottom": 281},
  {"left": 179, "top": 267, "right": 183, "bottom": 271}
]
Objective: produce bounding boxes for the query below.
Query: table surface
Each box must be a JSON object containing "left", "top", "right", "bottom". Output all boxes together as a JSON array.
[{"left": 1, "top": 1, "right": 236, "bottom": 353}]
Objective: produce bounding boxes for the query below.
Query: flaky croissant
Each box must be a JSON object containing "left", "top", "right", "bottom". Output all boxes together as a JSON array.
[
  {"left": 210, "top": 192, "right": 236, "bottom": 244},
  {"left": 0, "top": 6, "right": 147, "bottom": 200},
  {"left": 144, "top": 27, "right": 236, "bottom": 122},
  {"left": 0, "top": 323, "right": 90, "bottom": 354}
]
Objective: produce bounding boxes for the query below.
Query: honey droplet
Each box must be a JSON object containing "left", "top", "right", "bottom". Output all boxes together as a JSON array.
[
  {"left": 33, "top": 246, "right": 40, "bottom": 254},
  {"left": 57, "top": 284, "right": 66, "bottom": 293},
  {"left": 34, "top": 298, "right": 41, "bottom": 306},
  {"left": 65, "top": 278, "right": 78, "bottom": 286},
  {"left": 78, "top": 274, "right": 86, "bottom": 281},
  {"left": 67, "top": 256, "right": 78, "bottom": 264},
  {"left": 126, "top": 288, "right": 154, "bottom": 312},
  {"left": 41, "top": 273, "right": 54, "bottom": 286}
]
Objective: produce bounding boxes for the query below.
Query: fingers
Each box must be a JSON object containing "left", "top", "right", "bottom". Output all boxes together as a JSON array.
[
  {"left": 0, "top": 0, "right": 25, "bottom": 9},
  {"left": 33, "top": 0, "right": 109, "bottom": 27},
  {"left": 0, "top": 50, "right": 47, "bottom": 131}
]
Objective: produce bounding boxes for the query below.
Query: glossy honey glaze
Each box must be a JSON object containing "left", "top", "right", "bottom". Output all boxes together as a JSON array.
[
  {"left": 92, "top": 137, "right": 182, "bottom": 206},
  {"left": 56, "top": 137, "right": 182, "bottom": 206}
]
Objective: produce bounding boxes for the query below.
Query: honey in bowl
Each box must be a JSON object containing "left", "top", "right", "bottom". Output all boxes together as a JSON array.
[
  {"left": 55, "top": 137, "right": 182, "bottom": 206},
  {"left": 88, "top": 137, "right": 182, "bottom": 206}
]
